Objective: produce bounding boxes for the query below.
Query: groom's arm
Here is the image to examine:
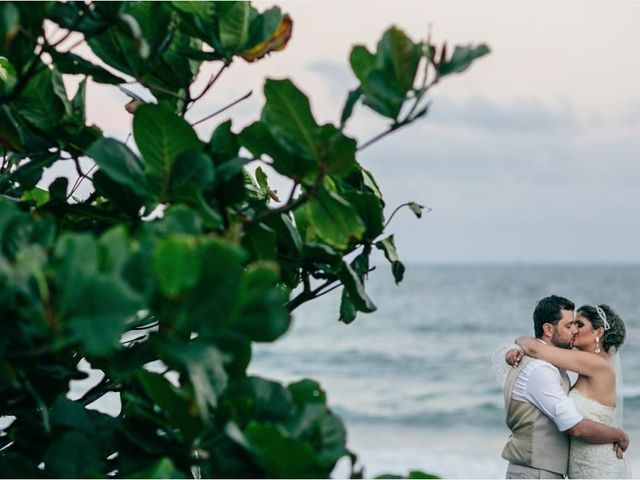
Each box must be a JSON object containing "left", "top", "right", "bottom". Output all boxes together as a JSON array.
[
  {"left": 525, "top": 365, "right": 629, "bottom": 450},
  {"left": 567, "top": 420, "right": 629, "bottom": 450}
]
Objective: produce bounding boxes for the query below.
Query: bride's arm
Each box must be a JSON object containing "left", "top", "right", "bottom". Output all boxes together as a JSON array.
[{"left": 515, "top": 337, "right": 608, "bottom": 377}]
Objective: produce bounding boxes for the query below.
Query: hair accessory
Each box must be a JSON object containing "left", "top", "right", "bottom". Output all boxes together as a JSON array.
[{"left": 595, "top": 305, "right": 611, "bottom": 330}]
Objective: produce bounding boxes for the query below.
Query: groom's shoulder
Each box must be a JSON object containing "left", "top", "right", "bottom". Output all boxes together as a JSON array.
[{"left": 526, "top": 358, "right": 561, "bottom": 377}]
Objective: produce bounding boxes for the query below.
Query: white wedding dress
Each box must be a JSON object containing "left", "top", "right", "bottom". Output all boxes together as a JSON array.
[{"left": 568, "top": 389, "right": 631, "bottom": 479}]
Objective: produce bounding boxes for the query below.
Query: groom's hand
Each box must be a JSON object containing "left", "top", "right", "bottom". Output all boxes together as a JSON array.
[
  {"left": 615, "top": 430, "right": 629, "bottom": 454},
  {"left": 614, "top": 443, "right": 625, "bottom": 460}
]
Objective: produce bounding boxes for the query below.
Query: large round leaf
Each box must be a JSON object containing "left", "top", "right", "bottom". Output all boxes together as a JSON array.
[{"left": 133, "top": 104, "right": 202, "bottom": 196}]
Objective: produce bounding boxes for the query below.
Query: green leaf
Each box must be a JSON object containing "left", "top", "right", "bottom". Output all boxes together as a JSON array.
[
  {"left": 87, "top": 137, "right": 148, "bottom": 194},
  {"left": 210, "top": 120, "right": 240, "bottom": 162},
  {"left": 255, "top": 166, "right": 269, "bottom": 194},
  {"left": 337, "top": 261, "right": 376, "bottom": 314},
  {"left": 130, "top": 458, "right": 188, "bottom": 479},
  {"left": 227, "top": 376, "right": 294, "bottom": 423},
  {"left": 49, "top": 51, "right": 126, "bottom": 84},
  {"left": 244, "top": 422, "right": 326, "bottom": 478},
  {"left": 168, "top": 342, "right": 228, "bottom": 421},
  {"left": 262, "top": 79, "right": 319, "bottom": 160},
  {"left": 288, "top": 379, "right": 327, "bottom": 406},
  {"left": 316, "top": 125, "right": 358, "bottom": 177},
  {"left": 53, "top": 234, "right": 99, "bottom": 317},
  {"left": 408, "top": 201, "right": 426, "bottom": 218},
  {"left": 342, "top": 191, "right": 384, "bottom": 240},
  {"left": 0, "top": 105, "right": 22, "bottom": 152},
  {"left": 339, "top": 247, "right": 371, "bottom": 323},
  {"left": 152, "top": 205, "right": 203, "bottom": 235},
  {"left": 377, "top": 26, "right": 420, "bottom": 94},
  {"left": 439, "top": 44, "right": 491, "bottom": 76},
  {"left": 285, "top": 403, "right": 348, "bottom": 469},
  {"left": 234, "top": 262, "right": 291, "bottom": 342},
  {"left": 137, "top": 370, "right": 202, "bottom": 441},
  {"left": 361, "top": 166, "right": 384, "bottom": 198},
  {"left": 98, "top": 226, "right": 130, "bottom": 274},
  {"left": 218, "top": 1, "right": 251, "bottom": 55},
  {"left": 243, "top": 223, "right": 277, "bottom": 261},
  {"left": 66, "top": 274, "right": 145, "bottom": 356},
  {"left": 44, "top": 431, "right": 101, "bottom": 477},
  {"left": 375, "top": 234, "right": 405, "bottom": 284},
  {"left": 167, "top": 150, "right": 214, "bottom": 200},
  {"left": 171, "top": 1, "right": 216, "bottom": 22},
  {"left": 306, "top": 185, "right": 365, "bottom": 250},
  {"left": 92, "top": 170, "right": 146, "bottom": 216},
  {"left": 349, "top": 45, "right": 375, "bottom": 84},
  {"left": 14, "top": 65, "right": 67, "bottom": 130},
  {"left": 263, "top": 213, "right": 302, "bottom": 258},
  {"left": 339, "top": 287, "right": 357, "bottom": 324},
  {"left": 133, "top": 104, "right": 202, "bottom": 196},
  {"left": 360, "top": 68, "right": 405, "bottom": 119},
  {"left": 50, "top": 395, "right": 93, "bottom": 435},
  {"left": 153, "top": 235, "right": 200, "bottom": 298},
  {"left": 243, "top": 7, "right": 283, "bottom": 53},
  {"left": 20, "top": 187, "right": 49, "bottom": 206},
  {"left": 0, "top": 56, "right": 17, "bottom": 95},
  {"left": 240, "top": 121, "right": 314, "bottom": 179},
  {"left": 179, "top": 238, "right": 245, "bottom": 330},
  {"left": 340, "top": 87, "right": 362, "bottom": 128},
  {"left": 144, "top": 30, "right": 202, "bottom": 93},
  {"left": 47, "top": 2, "right": 106, "bottom": 34}
]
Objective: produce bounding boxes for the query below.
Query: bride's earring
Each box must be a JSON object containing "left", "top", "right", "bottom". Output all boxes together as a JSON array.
[{"left": 595, "top": 336, "right": 601, "bottom": 353}]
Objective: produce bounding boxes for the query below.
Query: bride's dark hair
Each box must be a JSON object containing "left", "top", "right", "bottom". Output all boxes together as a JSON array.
[{"left": 577, "top": 304, "right": 626, "bottom": 352}]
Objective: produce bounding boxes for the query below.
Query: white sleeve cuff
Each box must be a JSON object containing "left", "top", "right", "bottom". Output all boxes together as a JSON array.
[{"left": 554, "top": 397, "right": 584, "bottom": 432}]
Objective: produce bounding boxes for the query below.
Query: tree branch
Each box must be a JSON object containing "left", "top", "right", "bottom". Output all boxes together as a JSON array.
[
  {"left": 188, "top": 62, "right": 229, "bottom": 108},
  {"left": 190, "top": 90, "right": 252, "bottom": 127},
  {"left": 79, "top": 375, "right": 113, "bottom": 406}
]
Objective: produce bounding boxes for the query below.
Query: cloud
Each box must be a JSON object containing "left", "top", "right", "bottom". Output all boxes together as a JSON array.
[
  {"left": 308, "top": 59, "right": 355, "bottom": 93},
  {"left": 426, "top": 95, "right": 581, "bottom": 134}
]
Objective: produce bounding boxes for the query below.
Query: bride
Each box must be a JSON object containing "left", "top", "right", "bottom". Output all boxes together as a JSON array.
[{"left": 512, "top": 304, "right": 631, "bottom": 479}]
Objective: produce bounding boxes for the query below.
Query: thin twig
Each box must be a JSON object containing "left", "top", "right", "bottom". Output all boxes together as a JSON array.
[
  {"left": 64, "top": 35, "right": 86, "bottom": 53},
  {"left": 286, "top": 182, "right": 299, "bottom": 204},
  {"left": 144, "top": 82, "right": 189, "bottom": 102},
  {"left": 288, "top": 277, "right": 339, "bottom": 312},
  {"left": 191, "top": 90, "right": 252, "bottom": 127},
  {"left": 79, "top": 375, "right": 111, "bottom": 406},
  {"left": 189, "top": 63, "right": 229, "bottom": 106},
  {"left": 313, "top": 282, "right": 341, "bottom": 299},
  {"left": 384, "top": 202, "right": 412, "bottom": 228},
  {"left": 121, "top": 334, "right": 148, "bottom": 346},
  {"left": 72, "top": 163, "right": 97, "bottom": 196},
  {"left": 49, "top": 29, "right": 74, "bottom": 49},
  {"left": 357, "top": 122, "right": 403, "bottom": 152}
]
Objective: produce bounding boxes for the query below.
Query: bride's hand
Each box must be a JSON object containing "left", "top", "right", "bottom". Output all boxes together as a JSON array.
[
  {"left": 505, "top": 349, "right": 523, "bottom": 367},
  {"left": 515, "top": 337, "right": 538, "bottom": 356}
]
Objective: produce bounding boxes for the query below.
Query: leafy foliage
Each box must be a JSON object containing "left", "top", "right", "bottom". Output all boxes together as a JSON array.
[{"left": 0, "top": 2, "right": 488, "bottom": 478}]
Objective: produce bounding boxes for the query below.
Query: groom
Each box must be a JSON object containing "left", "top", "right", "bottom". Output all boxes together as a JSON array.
[{"left": 501, "top": 295, "right": 629, "bottom": 479}]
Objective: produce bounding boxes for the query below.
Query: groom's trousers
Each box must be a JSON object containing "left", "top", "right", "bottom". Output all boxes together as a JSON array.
[{"left": 506, "top": 462, "right": 564, "bottom": 479}]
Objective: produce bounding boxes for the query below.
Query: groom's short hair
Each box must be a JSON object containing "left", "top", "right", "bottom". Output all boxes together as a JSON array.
[{"left": 533, "top": 295, "right": 575, "bottom": 337}]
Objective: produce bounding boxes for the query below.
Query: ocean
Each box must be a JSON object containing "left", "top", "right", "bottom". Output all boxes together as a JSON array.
[{"left": 249, "top": 264, "right": 640, "bottom": 478}]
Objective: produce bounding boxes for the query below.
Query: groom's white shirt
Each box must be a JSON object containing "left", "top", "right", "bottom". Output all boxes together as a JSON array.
[
  {"left": 511, "top": 359, "right": 583, "bottom": 432},
  {"left": 492, "top": 344, "right": 583, "bottom": 431}
]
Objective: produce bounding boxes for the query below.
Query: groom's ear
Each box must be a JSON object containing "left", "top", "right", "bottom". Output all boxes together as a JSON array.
[{"left": 542, "top": 323, "right": 554, "bottom": 337}]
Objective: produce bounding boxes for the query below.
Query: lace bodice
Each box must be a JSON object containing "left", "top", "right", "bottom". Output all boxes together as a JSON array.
[{"left": 568, "top": 389, "right": 631, "bottom": 479}]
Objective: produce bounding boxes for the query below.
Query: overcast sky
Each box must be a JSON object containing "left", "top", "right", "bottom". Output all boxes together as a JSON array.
[{"left": 76, "top": 1, "right": 640, "bottom": 264}]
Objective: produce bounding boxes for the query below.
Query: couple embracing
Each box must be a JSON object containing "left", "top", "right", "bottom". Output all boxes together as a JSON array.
[{"left": 495, "top": 295, "right": 631, "bottom": 479}]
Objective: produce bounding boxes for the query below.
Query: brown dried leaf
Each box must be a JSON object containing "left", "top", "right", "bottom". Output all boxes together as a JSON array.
[{"left": 240, "top": 14, "right": 293, "bottom": 62}]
